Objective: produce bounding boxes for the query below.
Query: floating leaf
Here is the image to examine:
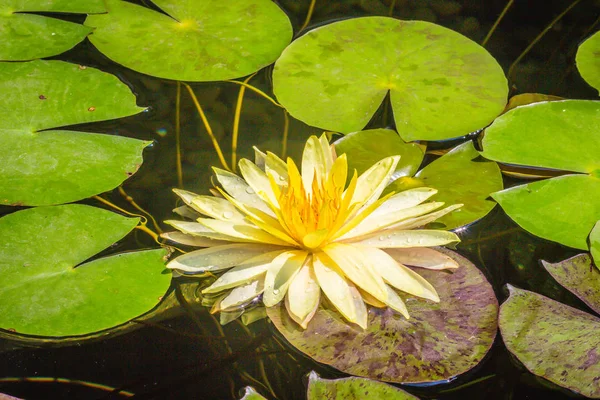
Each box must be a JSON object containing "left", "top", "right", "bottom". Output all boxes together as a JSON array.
[
  {"left": 267, "top": 249, "right": 497, "bottom": 383},
  {"left": 0, "top": 60, "right": 148, "bottom": 206},
  {"left": 389, "top": 141, "right": 502, "bottom": 229},
  {"left": 307, "top": 371, "right": 419, "bottom": 400},
  {"left": 576, "top": 30, "right": 600, "bottom": 94},
  {"left": 334, "top": 128, "right": 424, "bottom": 178},
  {"left": 481, "top": 100, "right": 600, "bottom": 174},
  {"left": 591, "top": 221, "right": 600, "bottom": 271},
  {"left": 0, "top": 204, "right": 171, "bottom": 337},
  {"left": 491, "top": 175, "right": 600, "bottom": 250},
  {"left": 0, "top": 0, "right": 105, "bottom": 61},
  {"left": 239, "top": 387, "right": 268, "bottom": 400},
  {"left": 499, "top": 285, "right": 600, "bottom": 398},
  {"left": 503, "top": 93, "right": 563, "bottom": 112},
  {"left": 85, "top": 0, "right": 292, "bottom": 81},
  {"left": 543, "top": 253, "right": 600, "bottom": 314},
  {"left": 273, "top": 17, "right": 507, "bottom": 141}
]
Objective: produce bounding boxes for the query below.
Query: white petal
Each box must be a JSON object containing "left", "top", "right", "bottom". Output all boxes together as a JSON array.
[
  {"left": 160, "top": 231, "right": 228, "bottom": 247},
  {"left": 385, "top": 248, "right": 459, "bottom": 270},
  {"left": 172, "top": 188, "right": 199, "bottom": 205},
  {"left": 212, "top": 167, "right": 275, "bottom": 216},
  {"left": 198, "top": 218, "right": 291, "bottom": 246},
  {"left": 188, "top": 195, "right": 246, "bottom": 222},
  {"left": 349, "top": 155, "right": 400, "bottom": 207},
  {"left": 172, "top": 205, "right": 200, "bottom": 220},
  {"left": 202, "top": 250, "right": 286, "bottom": 294},
  {"left": 219, "top": 280, "right": 264, "bottom": 311},
  {"left": 166, "top": 243, "right": 280, "bottom": 273},
  {"left": 384, "top": 285, "right": 410, "bottom": 319},
  {"left": 369, "top": 187, "right": 438, "bottom": 218},
  {"left": 313, "top": 252, "right": 356, "bottom": 323},
  {"left": 348, "top": 283, "right": 368, "bottom": 329},
  {"left": 165, "top": 220, "right": 264, "bottom": 243},
  {"left": 386, "top": 204, "right": 463, "bottom": 231},
  {"left": 263, "top": 250, "right": 308, "bottom": 307},
  {"left": 355, "top": 229, "right": 460, "bottom": 248},
  {"left": 238, "top": 159, "right": 279, "bottom": 207},
  {"left": 265, "top": 152, "right": 289, "bottom": 186},
  {"left": 285, "top": 262, "right": 321, "bottom": 328}
]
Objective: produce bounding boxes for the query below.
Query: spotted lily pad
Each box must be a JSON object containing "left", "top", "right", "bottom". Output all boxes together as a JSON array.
[
  {"left": 0, "top": 0, "right": 105, "bottom": 61},
  {"left": 267, "top": 249, "right": 497, "bottom": 383},
  {"left": 273, "top": 17, "right": 507, "bottom": 141},
  {"left": 85, "top": 0, "right": 292, "bottom": 81},
  {"left": 542, "top": 254, "right": 600, "bottom": 314},
  {"left": 591, "top": 221, "right": 600, "bottom": 271},
  {"left": 0, "top": 204, "right": 171, "bottom": 337},
  {"left": 499, "top": 285, "right": 600, "bottom": 398},
  {"left": 0, "top": 60, "right": 148, "bottom": 206},
  {"left": 576, "top": 30, "right": 600, "bottom": 94},
  {"left": 334, "top": 128, "right": 425, "bottom": 178},
  {"left": 307, "top": 371, "right": 419, "bottom": 399}
]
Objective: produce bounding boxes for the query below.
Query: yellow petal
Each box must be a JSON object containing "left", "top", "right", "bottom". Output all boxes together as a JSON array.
[
  {"left": 312, "top": 252, "right": 356, "bottom": 323},
  {"left": 349, "top": 155, "right": 400, "bottom": 207},
  {"left": 265, "top": 152, "right": 289, "bottom": 185},
  {"left": 166, "top": 243, "right": 279, "bottom": 273},
  {"left": 369, "top": 187, "right": 438, "bottom": 218},
  {"left": 355, "top": 229, "right": 460, "bottom": 248},
  {"left": 172, "top": 188, "right": 199, "bottom": 205},
  {"left": 160, "top": 231, "right": 228, "bottom": 247},
  {"left": 318, "top": 133, "right": 334, "bottom": 172},
  {"left": 386, "top": 204, "right": 463, "bottom": 231},
  {"left": 348, "top": 283, "right": 368, "bottom": 329},
  {"left": 322, "top": 243, "right": 388, "bottom": 302},
  {"left": 212, "top": 167, "right": 274, "bottom": 216},
  {"left": 253, "top": 147, "right": 267, "bottom": 170},
  {"left": 285, "top": 261, "right": 321, "bottom": 328},
  {"left": 302, "top": 135, "right": 327, "bottom": 194},
  {"left": 218, "top": 280, "right": 264, "bottom": 311},
  {"left": 384, "top": 285, "right": 410, "bottom": 319},
  {"left": 331, "top": 192, "right": 394, "bottom": 240},
  {"left": 165, "top": 220, "right": 252, "bottom": 242},
  {"left": 263, "top": 250, "right": 308, "bottom": 307},
  {"left": 198, "top": 218, "right": 291, "bottom": 246},
  {"left": 302, "top": 228, "right": 329, "bottom": 249},
  {"left": 202, "top": 250, "right": 286, "bottom": 294},
  {"left": 384, "top": 248, "right": 459, "bottom": 270},
  {"left": 353, "top": 245, "right": 439, "bottom": 301},
  {"left": 238, "top": 158, "right": 279, "bottom": 207},
  {"left": 338, "top": 201, "right": 445, "bottom": 240},
  {"left": 358, "top": 288, "right": 387, "bottom": 308}
]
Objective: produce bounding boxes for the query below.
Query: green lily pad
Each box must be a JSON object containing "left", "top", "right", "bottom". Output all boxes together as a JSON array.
[
  {"left": 0, "top": 60, "right": 148, "bottom": 206},
  {"left": 389, "top": 141, "right": 503, "bottom": 229},
  {"left": 481, "top": 100, "right": 600, "bottom": 174},
  {"left": 576, "top": 30, "right": 600, "bottom": 94},
  {"left": 0, "top": 0, "right": 105, "bottom": 61},
  {"left": 239, "top": 387, "right": 268, "bottom": 400},
  {"left": 85, "top": 0, "right": 292, "bottom": 82},
  {"left": 267, "top": 249, "right": 497, "bottom": 383},
  {"left": 334, "top": 128, "right": 425, "bottom": 178},
  {"left": 491, "top": 174, "right": 600, "bottom": 250},
  {"left": 499, "top": 285, "right": 600, "bottom": 398},
  {"left": 0, "top": 204, "right": 170, "bottom": 337},
  {"left": 543, "top": 253, "right": 600, "bottom": 314},
  {"left": 273, "top": 17, "right": 507, "bottom": 141},
  {"left": 307, "top": 371, "right": 419, "bottom": 400},
  {"left": 591, "top": 221, "right": 600, "bottom": 271}
]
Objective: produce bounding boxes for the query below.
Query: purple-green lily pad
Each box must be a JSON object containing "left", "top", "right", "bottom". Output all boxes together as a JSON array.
[
  {"left": 499, "top": 285, "right": 600, "bottom": 398},
  {"left": 267, "top": 249, "right": 497, "bottom": 384},
  {"left": 273, "top": 17, "right": 507, "bottom": 141},
  {"left": 334, "top": 128, "right": 425, "bottom": 178},
  {"left": 591, "top": 221, "right": 600, "bottom": 271},
  {"left": 85, "top": 0, "right": 292, "bottom": 82},
  {"left": 307, "top": 371, "right": 419, "bottom": 399},
  {"left": 542, "top": 253, "right": 600, "bottom": 314},
  {"left": 576, "top": 30, "right": 600, "bottom": 94}
]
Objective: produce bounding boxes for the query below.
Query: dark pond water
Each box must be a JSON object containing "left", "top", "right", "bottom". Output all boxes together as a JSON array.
[{"left": 1, "top": 0, "right": 599, "bottom": 399}]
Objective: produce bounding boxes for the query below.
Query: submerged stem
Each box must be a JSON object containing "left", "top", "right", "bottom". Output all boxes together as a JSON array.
[
  {"left": 299, "top": 0, "right": 317, "bottom": 31},
  {"left": 481, "top": 0, "right": 514, "bottom": 47},
  {"left": 232, "top": 73, "right": 256, "bottom": 172},
  {"left": 281, "top": 110, "right": 290, "bottom": 159},
  {"left": 175, "top": 81, "right": 183, "bottom": 188}
]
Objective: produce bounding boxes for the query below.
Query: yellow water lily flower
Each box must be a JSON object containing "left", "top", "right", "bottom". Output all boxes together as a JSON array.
[{"left": 163, "top": 134, "right": 462, "bottom": 329}]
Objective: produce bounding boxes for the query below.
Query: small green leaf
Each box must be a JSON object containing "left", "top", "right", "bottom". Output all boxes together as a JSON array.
[
  {"left": 307, "top": 371, "right": 419, "bottom": 400},
  {"left": 492, "top": 175, "right": 600, "bottom": 250},
  {"left": 590, "top": 221, "right": 600, "bottom": 271},
  {"left": 273, "top": 17, "right": 507, "bottom": 141},
  {"left": 542, "top": 253, "right": 600, "bottom": 314},
  {"left": 499, "top": 285, "right": 600, "bottom": 398},
  {"left": 0, "top": 60, "right": 148, "bottom": 206},
  {"left": 576, "top": 31, "right": 600, "bottom": 94},
  {"left": 334, "top": 128, "right": 424, "bottom": 178},
  {"left": 267, "top": 249, "right": 497, "bottom": 383},
  {"left": 389, "top": 141, "right": 503, "bottom": 230},
  {"left": 85, "top": 0, "right": 292, "bottom": 81},
  {"left": 239, "top": 387, "right": 268, "bottom": 400},
  {"left": 0, "top": 204, "right": 171, "bottom": 337},
  {"left": 0, "top": 0, "right": 105, "bottom": 61},
  {"left": 481, "top": 100, "right": 600, "bottom": 174}
]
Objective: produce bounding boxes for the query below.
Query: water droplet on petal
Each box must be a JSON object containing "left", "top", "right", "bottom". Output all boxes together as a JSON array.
[
  {"left": 222, "top": 211, "right": 234, "bottom": 219},
  {"left": 273, "top": 289, "right": 280, "bottom": 295},
  {"left": 378, "top": 236, "right": 385, "bottom": 241},
  {"left": 245, "top": 187, "right": 255, "bottom": 194},
  {"left": 278, "top": 175, "right": 286, "bottom": 182}
]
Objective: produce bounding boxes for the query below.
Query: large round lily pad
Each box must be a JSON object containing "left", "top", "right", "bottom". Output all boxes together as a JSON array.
[
  {"left": 481, "top": 100, "right": 600, "bottom": 174},
  {"left": 273, "top": 17, "right": 507, "bottom": 141},
  {"left": 0, "top": 204, "right": 171, "bottom": 337},
  {"left": 576, "top": 30, "right": 600, "bottom": 94},
  {"left": 491, "top": 174, "right": 600, "bottom": 250},
  {"left": 0, "top": 0, "right": 105, "bottom": 61},
  {"left": 307, "top": 371, "right": 419, "bottom": 400},
  {"left": 387, "top": 141, "right": 503, "bottom": 229},
  {"left": 0, "top": 60, "right": 148, "bottom": 206},
  {"left": 267, "top": 249, "right": 497, "bottom": 383},
  {"left": 85, "top": 0, "right": 292, "bottom": 81},
  {"left": 542, "top": 254, "right": 600, "bottom": 314},
  {"left": 499, "top": 285, "right": 600, "bottom": 398},
  {"left": 334, "top": 128, "right": 425, "bottom": 178}
]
